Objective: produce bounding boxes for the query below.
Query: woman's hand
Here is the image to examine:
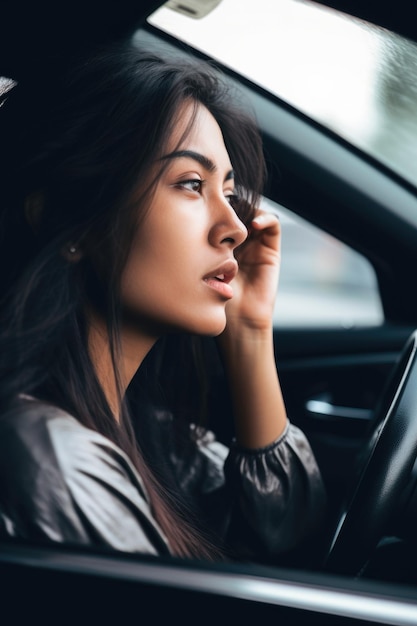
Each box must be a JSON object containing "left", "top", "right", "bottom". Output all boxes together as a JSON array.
[
  {"left": 218, "top": 209, "right": 287, "bottom": 449},
  {"left": 225, "top": 209, "right": 281, "bottom": 333}
]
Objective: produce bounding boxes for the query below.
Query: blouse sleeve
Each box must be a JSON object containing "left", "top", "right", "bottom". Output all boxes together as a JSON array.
[
  {"left": 178, "top": 420, "right": 326, "bottom": 560},
  {"left": 0, "top": 402, "right": 171, "bottom": 557},
  {"left": 47, "top": 414, "right": 171, "bottom": 555}
]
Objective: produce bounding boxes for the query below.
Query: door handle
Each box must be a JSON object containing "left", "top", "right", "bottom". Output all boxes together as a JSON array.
[{"left": 306, "top": 398, "right": 372, "bottom": 421}]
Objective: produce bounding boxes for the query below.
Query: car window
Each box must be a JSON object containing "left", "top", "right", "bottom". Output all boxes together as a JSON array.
[
  {"left": 0, "top": 77, "right": 14, "bottom": 101},
  {"left": 149, "top": 0, "right": 417, "bottom": 192},
  {"left": 262, "top": 198, "right": 383, "bottom": 327}
]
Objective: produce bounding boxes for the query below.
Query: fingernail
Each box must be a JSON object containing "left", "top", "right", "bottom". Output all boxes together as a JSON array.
[{"left": 253, "top": 215, "right": 264, "bottom": 224}]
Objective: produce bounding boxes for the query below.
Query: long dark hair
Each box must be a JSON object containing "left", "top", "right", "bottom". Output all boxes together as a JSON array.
[{"left": 0, "top": 43, "right": 266, "bottom": 559}]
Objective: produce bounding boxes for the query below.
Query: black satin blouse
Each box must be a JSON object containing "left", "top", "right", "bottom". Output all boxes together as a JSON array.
[{"left": 0, "top": 396, "right": 326, "bottom": 559}]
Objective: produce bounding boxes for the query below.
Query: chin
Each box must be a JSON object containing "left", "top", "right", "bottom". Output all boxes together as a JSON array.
[
  {"left": 185, "top": 312, "right": 227, "bottom": 337},
  {"left": 149, "top": 303, "right": 228, "bottom": 337}
]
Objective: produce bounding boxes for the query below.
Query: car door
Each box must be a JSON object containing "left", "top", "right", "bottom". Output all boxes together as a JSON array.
[{"left": 2, "top": 540, "right": 417, "bottom": 625}]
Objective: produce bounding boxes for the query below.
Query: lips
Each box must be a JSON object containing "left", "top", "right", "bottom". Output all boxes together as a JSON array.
[{"left": 203, "top": 259, "right": 238, "bottom": 299}]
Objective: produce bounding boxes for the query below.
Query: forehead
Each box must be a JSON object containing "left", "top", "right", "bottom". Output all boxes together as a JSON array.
[{"left": 168, "top": 102, "right": 232, "bottom": 168}]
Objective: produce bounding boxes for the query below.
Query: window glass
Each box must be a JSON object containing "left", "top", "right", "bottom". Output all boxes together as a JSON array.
[
  {"left": 262, "top": 199, "right": 384, "bottom": 328},
  {"left": 0, "top": 77, "right": 14, "bottom": 101},
  {"left": 149, "top": 0, "right": 417, "bottom": 191}
]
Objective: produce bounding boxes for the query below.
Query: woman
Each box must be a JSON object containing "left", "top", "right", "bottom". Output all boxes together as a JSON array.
[{"left": 0, "top": 44, "right": 325, "bottom": 561}]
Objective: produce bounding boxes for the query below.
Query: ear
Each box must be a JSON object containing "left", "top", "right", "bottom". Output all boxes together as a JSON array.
[{"left": 24, "top": 191, "right": 44, "bottom": 232}]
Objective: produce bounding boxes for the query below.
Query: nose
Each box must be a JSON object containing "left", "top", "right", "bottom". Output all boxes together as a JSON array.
[{"left": 209, "top": 197, "right": 248, "bottom": 249}]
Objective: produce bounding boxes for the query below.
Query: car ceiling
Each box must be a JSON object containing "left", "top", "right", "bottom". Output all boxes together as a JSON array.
[
  {"left": 0, "top": 0, "right": 163, "bottom": 79},
  {"left": 1, "top": 0, "right": 417, "bottom": 80}
]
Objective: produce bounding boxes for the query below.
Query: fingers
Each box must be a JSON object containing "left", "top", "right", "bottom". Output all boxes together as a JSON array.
[{"left": 251, "top": 209, "right": 280, "bottom": 232}]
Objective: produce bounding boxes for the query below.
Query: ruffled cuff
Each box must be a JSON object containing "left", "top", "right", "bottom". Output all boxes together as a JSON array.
[
  {"left": 224, "top": 422, "right": 326, "bottom": 557},
  {"left": 230, "top": 420, "right": 291, "bottom": 455}
]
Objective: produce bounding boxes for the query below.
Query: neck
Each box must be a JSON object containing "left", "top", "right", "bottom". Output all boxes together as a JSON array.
[{"left": 87, "top": 312, "right": 158, "bottom": 421}]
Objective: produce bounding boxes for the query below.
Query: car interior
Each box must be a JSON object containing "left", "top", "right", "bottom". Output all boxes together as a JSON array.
[{"left": 2, "top": 1, "right": 417, "bottom": 623}]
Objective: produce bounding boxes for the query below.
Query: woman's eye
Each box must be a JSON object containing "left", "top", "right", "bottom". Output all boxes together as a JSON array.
[
  {"left": 177, "top": 179, "right": 204, "bottom": 193},
  {"left": 226, "top": 193, "right": 239, "bottom": 207}
]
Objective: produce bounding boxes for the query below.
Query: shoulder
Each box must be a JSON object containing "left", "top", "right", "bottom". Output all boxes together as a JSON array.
[
  {"left": 0, "top": 396, "right": 131, "bottom": 464},
  {"left": 0, "top": 398, "right": 169, "bottom": 554},
  {"left": 0, "top": 397, "right": 122, "bottom": 477},
  {"left": 0, "top": 398, "right": 94, "bottom": 542},
  {"left": 0, "top": 397, "right": 78, "bottom": 469}
]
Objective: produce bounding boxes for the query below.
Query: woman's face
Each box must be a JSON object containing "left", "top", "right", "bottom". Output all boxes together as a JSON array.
[{"left": 120, "top": 102, "right": 248, "bottom": 337}]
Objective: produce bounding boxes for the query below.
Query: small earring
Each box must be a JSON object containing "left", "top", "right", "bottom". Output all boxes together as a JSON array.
[{"left": 62, "top": 242, "right": 83, "bottom": 262}]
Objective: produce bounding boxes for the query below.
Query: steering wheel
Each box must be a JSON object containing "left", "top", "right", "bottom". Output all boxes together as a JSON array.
[{"left": 324, "top": 329, "right": 417, "bottom": 576}]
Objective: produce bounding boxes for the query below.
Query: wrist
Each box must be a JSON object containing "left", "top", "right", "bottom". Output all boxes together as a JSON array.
[
  {"left": 217, "top": 323, "right": 275, "bottom": 367},
  {"left": 220, "top": 320, "right": 273, "bottom": 346}
]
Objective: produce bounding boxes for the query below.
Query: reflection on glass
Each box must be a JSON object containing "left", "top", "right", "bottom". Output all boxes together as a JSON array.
[
  {"left": 149, "top": 0, "right": 417, "bottom": 189},
  {"left": 0, "top": 77, "right": 15, "bottom": 100}
]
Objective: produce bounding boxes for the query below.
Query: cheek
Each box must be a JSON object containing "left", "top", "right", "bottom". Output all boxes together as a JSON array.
[
  {"left": 121, "top": 247, "right": 157, "bottom": 306},
  {"left": 120, "top": 233, "right": 185, "bottom": 308},
  {"left": 118, "top": 200, "right": 214, "bottom": 327},
  {"left": 123, "top": 211, "right": 204, "bottom": 287},
  {"left": 120, "top": 244, "right": 228, "bottom": 336}
]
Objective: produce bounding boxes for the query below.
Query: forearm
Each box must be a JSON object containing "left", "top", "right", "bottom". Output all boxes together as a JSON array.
[{"left": 219, "top": 326, "right": 287, "bottom": 449}]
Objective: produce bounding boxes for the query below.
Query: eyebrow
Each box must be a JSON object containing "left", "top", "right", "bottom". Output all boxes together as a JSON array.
[{"left": 161, "top": 149, "right": 234, "bottom": 181}]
